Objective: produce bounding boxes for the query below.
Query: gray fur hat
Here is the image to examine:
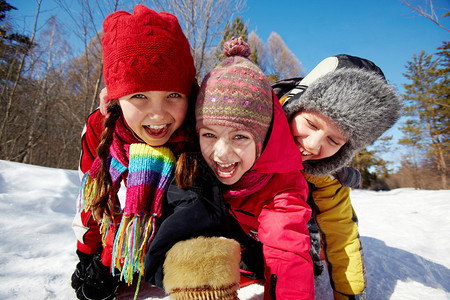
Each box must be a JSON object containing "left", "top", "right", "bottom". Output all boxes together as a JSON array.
[{"left": 273, "top": 54, "right": 402, "bottom": 176}]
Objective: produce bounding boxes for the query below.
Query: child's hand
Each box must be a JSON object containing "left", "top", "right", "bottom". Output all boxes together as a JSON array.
[
  {"left": 334, "top": 167, "right": 361, "bottom": 188},
  {"left": 99, "top": 88, "right": 108, "bottom": 115}
]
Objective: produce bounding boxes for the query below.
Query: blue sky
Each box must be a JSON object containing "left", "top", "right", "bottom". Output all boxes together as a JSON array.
[
  {"left": 243, "top": 0, "right": 449, "bottom": 90},
  {"left": 9, "top": 0, "right": 450, "bottom": 166},
  {"left": 11, "top": 0, "right": 449, "bottom": 89}
]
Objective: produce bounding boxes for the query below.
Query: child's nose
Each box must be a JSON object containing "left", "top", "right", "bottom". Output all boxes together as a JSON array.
[
  {"left": 147, "top": 99, "right": 166, "bottom": 119},
  {"left": 305, "top": 134, "right": 322, "bottom": 155},
  {"left": 213, "top": 138, "right": 232, "bottom": 160}
]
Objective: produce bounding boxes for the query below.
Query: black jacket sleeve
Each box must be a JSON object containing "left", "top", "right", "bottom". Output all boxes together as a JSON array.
[{"left": 144, "top": 158, "right": 227, "bottom": 288}]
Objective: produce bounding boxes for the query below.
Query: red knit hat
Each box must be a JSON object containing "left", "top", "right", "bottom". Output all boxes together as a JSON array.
[{"left": 102, "top": 5, "right": 196, "bottom": 100}]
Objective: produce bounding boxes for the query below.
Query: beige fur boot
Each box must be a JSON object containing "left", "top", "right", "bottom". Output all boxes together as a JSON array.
[{"left": 163, "top": 236, "right": 241, "bottom": 300}]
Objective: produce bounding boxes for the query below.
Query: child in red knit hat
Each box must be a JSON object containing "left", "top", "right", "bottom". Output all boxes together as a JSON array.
[
  {"left": 144, "top": 37, "right": 314, "bottom": 300},
  {"left": 70, "top": 5, "right": 197, "bottom": 300}
]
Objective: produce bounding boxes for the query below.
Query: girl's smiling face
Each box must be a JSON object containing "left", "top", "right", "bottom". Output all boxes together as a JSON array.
[
  {"left": 119, "top": 91, "right": 188, "bottom": 146},
  {"left": 289, "top": 110, "right": 347, "bottom": 161},
  {"left": 199, "top": 124, "right": 256, "bottom": 185}
]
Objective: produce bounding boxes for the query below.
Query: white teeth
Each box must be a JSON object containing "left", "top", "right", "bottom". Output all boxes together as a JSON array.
[
  {"left": 218, "top": 163, "right": 234, "bottom": 168},
  {"left": 216, "top": 162, "right": 236, "bottom": 177},
  {"left": 218, "top": 170, "right": 234, "bottom": 176},
  {"left": 300, "top": 149, "right": 312, "bottom": 156},
  {"left": 146, "top": 124, "right": 167, "bottom": 130}
]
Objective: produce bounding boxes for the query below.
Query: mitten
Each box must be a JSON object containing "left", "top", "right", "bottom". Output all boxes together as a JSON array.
[
  {"left": 163, "top": 236, "right": 241, "bottom": 299},
  {"left": 334, "top": 167, "right": 361, "bottom": 188}
]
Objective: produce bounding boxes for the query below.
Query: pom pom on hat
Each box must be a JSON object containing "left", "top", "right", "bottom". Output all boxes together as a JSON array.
[
  {"left": 102, "top": 5, "right": 196, "bottom": 100},
  {"left": 223, "top": 37, "right": 252, "bottom": 58},
  {"left": 196, "top": 37, "right": 273, "bottom": 157}
]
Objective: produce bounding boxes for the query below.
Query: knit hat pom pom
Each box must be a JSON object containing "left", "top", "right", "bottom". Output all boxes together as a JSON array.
[{"left": 223, "top": 37, "right": 251, "bottom": 58}]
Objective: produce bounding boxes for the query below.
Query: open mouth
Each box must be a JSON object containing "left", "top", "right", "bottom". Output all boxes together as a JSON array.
[
  {"left": 215, "top": 162, "right": 238, "bottom": 178},
  {"left": 144, "top": 124, "right": 169, "bottom": 138},
  {"left": 300, "top": 148, "right": 313, "bottom": 157},
  {"left": 297, "top": 144, "right": 315, "bottom": 160}
]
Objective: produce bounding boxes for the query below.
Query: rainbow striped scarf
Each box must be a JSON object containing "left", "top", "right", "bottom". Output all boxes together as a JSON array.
[{"left": 79, "top": 118, "right": 176, "bottom": 284}]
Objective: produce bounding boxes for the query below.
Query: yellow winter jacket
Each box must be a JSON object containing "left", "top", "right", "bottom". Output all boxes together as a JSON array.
[{"left": 304, "top": 174, "right": 366, "bottom": 299}]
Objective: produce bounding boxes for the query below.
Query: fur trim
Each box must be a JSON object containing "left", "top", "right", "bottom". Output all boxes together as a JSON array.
[
  {"left": 280, "top": 55, "right": 402, "bottom": 175},
  {"left": 169, "top": 284, "right": 239, "bottom": 300},
  {"left": 163, "top": 237, "right": 241, "bottom": 299}
]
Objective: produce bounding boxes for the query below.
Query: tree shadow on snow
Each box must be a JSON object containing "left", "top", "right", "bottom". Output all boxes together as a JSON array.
[{"left": 362, "top": 236, "right": 450, "bottom": 299}]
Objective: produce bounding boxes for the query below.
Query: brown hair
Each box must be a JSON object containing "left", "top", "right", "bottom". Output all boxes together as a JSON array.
[
  {"left": 91, "top": 99, "right": 122, "bottom": 220},
  {"left": 174, "top": 82, "right": 199, "bottom": 188}
]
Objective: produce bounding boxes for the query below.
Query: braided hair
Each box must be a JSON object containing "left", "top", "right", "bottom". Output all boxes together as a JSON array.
[{"left": 92, "top": 99, "right": 122, "bottom": 220}]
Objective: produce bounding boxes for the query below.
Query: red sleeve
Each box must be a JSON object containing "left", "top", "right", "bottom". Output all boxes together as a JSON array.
[
  {"left": 79, "top": 109, "right": 104, "bottom": 174},
  {"left": 258, "top": 173, "right": 314, "bottom": 299}
]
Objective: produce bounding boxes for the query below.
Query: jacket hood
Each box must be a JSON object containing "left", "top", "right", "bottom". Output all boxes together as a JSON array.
[{"left": 251, "top": 91, "right": 303, "bottom": 174}]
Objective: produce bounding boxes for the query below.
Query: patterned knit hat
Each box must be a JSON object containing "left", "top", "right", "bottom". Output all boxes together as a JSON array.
[
  {"left": 196, "top": 37, "right": 273, "bottom": 157},
  {"left": 274, "top": 54, "right": 402, "bottom": 175},
  {"left": 102, "top": 5, "right": 196, "bottom": 100}
]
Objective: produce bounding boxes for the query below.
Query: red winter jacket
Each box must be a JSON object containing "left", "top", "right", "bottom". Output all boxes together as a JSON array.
[
  {"left": 79, "top": 109, "right": 104, "bottom": 175},
  {"left": 226, "top": 93, "right": 314, "bottom": 299}
]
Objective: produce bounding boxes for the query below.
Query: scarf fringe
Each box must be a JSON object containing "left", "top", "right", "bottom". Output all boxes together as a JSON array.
[
  {"left": 79, "top": 172, "right": 97, "bottom": 213},
  {"left": 78, "top": 143, "right": 175, "bottom": 287},
  {"left": 111, "top": 213, "right": 157, "bottom": 284}
]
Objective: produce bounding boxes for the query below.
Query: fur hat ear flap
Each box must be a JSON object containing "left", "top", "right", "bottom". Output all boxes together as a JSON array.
[{"left": 163, "top": 236, "right": 241, "bottom": 300}]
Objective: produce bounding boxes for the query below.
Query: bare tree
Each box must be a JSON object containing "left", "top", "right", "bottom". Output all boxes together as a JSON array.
[
  {"left": 402, "top": 0, "right": 450, "bottom": 31},
  {"left": 266, "top": 32, "right": 303, "bottom": 82},
  {"left": 148, "top": 0, "right": 247, "bottom": 79},
  {"left": 248, "top": 30, "right": 267, "bottom": 72},
  {"left": 20, "top": 16, "right": 58, "bottom": 164},
  {"left": 54, "top": 0, "right": 124, "bottom": 117},
  {"left": 18, "top": 16, "right": 75, "bottom": 164},
  {"left": 3, "top": 0, "right": 249, "bottom": 169}
]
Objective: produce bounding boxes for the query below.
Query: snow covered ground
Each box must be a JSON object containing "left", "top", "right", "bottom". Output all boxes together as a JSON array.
[{"left": 0, "top": 159, "right": 449, "bottom": 299}]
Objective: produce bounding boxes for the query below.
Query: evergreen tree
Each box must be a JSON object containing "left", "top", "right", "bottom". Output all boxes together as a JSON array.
[
  {"left": 351, "top": 148, "right": 390, "bottom": 190},
  {"left": 401, "top": 48, "right": 449, "bottom": 189},
  {"left": 249, "top": 46, "right": 258, "bottom": 65},
  {"left": 215, "top": 17, "right": 248, "bottom": 64},
  {"left": 434, "top": 41, "right": 450, "bottom": 141},
  {"left": 0, "top": 0, "right": 34, "bottom": 157},
  {"left": 0, "top": 0, "right": 33, "bottom": 84},
  {"left": 398, "top": 119, "right": 426, "bottom": 188}
]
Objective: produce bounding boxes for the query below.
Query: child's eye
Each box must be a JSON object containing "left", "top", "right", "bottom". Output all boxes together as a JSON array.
[
  {"left": 131, "top": 94, "right": 146, "bottom": 99},
  {"left": 328, "top": 137, "right": 340, "bottom": 146},
  {"left": 306, "top": 119, "right": 318, "bottom": 129},
  {"left": 168, "top": 93, "right": 181, "bottom": 98},
  {"left": 233, "top": 134, "right": 248, "bottom": 140},
  {"left": 202, "top": 132, "right": 216, "bottom": 138}
]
